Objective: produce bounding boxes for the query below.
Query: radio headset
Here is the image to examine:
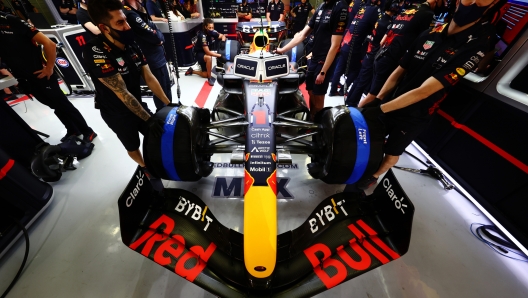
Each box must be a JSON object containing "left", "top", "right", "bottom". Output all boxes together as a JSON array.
[{"left": 162, "top": 0, "right": 182, "bottom": 102}]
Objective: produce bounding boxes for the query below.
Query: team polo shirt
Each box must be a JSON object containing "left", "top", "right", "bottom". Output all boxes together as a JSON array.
[
  {"left": 0, "top": 12, "right": 42, "bottom": 77},
  {"left": 386, "top": 22, "right": 495, "bottom": 126},
  {"left": 307, "top": 0, "right": 349, "bottom": 62},
  {"left": 83, "top": 35, "right": 147, "bottom": 116},
  {"left": 123, "top": 5, "right": 166, "bottom": 70},
  {"left": 267, "top": 0, "right": 284, "bottom": 21},
  {"left": 381, "top": 3, "right": 434, "bottom": 61},
  {"left": 194, "top": 30, "right": 221, "bottom": 53},
  {"left": 237, "top": 4, "right": 252, "bottom": 22},
  {"left": 365, "top": 12, "right": 392, "bottom": 56},
  {"left": 341, "top": 3, "right": 381, "bottom": 53},
  {"left": 291, "top": 2, "right": 313, "bottom": 25}
]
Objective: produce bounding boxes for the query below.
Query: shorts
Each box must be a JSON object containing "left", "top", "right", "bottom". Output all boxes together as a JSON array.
[
  {"left": 369, "top": 55, "right": 399, "bottom": 96},
  {"left": 196, "top": 52, "right": 207, "bottom": 71},
  {"left": 101, "top": 110, "right": 151, "bottom": 152},
  {"left": 305, "top": 59, "right": 336, "bottom": 95},
  {"left": 383, "top": 116, "right": 429, "bottom": 156}
]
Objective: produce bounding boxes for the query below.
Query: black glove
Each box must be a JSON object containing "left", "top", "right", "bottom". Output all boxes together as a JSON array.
[
  {"left": 217, "top": 54, "right": 227, "bottom": 64},
  {"left": 167, "top": 102, "right": 180, "bottom": 107},
  {"left": 362, "top": 97, "right": 382, "bottom": 108},
  {"left": 146, "top": 117, "right": 165, "bottom": 138},
  {"left": 361, "top": 105, "right": 384, "bottom": 120}
]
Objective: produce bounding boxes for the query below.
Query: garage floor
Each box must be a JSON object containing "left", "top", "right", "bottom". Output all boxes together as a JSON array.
[{"left": 1, "top": 74, "right": 528, "bottom": 298}]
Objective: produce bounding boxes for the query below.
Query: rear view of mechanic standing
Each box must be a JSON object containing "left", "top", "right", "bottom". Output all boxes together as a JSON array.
[
  {"left": 277, "top": 0, "right": 349, "bottom": 120},
  {"left": 123, "top": 0, "right": 174, "bottom": 111},
  {"left": 356, "top": 0, "right": 505, "bottom": 189},
  {"left": 0, "top": 11, "right": 97, "bottom": 142}
]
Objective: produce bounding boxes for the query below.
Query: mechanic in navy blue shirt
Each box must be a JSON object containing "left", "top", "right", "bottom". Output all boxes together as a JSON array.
[
  {"left": 346, "top": 0, "right": 401, "bottom": 106},
  {"left": 11, "top": 0, "right": 37, "bottom": 21},
  {"left": 123, "top": 0, "right": 173, "bottom": 111},
  {"left": 85, "top": 0, "right": 171, "bottom": 189},
  {"left": 277, "top": 0, "right": 349, "bottom": 120},
  {"left": 266, "top": 0, "right": 285, "bottom": 22},
  {"left": 356, "top": 0, "right": 503, "bottom": 190},
  {"left": 290, "top": 0, "right": 314, "bottom": 36},
  {"left": 146, "top": 0, "right": 168, "bottom": 22},
  {"left": 186, "top": 18, "right": 226, "bottom": 86},
  {"left": 237, "top": 0, "right": 252, "bottom": 22},
  {"left": 359, "top": 0, "right": 439, "bottom": 106},
  {"left": 329, "top": 0, "right": 382, "bottom": 96},
  {"left": 0, "top": 11, "right": 96, "bottom": 142}
]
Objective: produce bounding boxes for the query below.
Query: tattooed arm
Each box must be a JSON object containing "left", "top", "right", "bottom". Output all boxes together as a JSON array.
[{"left": 99, "top": 74, "right": 151, "bottom": 121}]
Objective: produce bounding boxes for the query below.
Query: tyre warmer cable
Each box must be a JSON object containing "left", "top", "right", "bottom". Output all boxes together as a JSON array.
[
  {"left": 163, "top": 0, "right": 182, "bottom": 103},
  {"left": 0, "top": 214, "right": 30, "bottom": 298}
]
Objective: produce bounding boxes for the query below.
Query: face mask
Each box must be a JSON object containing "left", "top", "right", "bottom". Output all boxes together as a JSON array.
[
  {"left": 109, "top": 26, "right": 136, "bottom": 45},
  {"left": 453, "top": 2, "right": 490, "bottom": 26}
]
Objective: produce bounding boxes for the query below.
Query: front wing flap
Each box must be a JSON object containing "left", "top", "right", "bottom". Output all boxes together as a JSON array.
[{"left": 118, "top": 168, "right": 414, "bottom": 297}]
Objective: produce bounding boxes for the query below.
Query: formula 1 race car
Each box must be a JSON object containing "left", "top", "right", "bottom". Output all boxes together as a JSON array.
[{"left": 117, "top": 22, "right": 415, "bottom": 297}]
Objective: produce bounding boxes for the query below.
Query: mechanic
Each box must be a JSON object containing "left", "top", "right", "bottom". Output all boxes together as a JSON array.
[
  {"left": 53, "top": 0, "right": 78, "bottom": 24},
  {"left": 356, "top": 0, "right": 504, "bottom": 189},
  {"left": 0, "top": 11, "right": 97, "bottom": 142},
  {"left": 266, "top": 0, "right": 284, "bottom": 22},
  {"left": 77, "top": 0, "right": 101, "bottom": 40},
  {"left": 185, "top": 18, "right": 226, "bottom": 86},
  {"left": 146, "top": 0, "right": 168, "bottom": 22},
  {"left": 328, "top": 0, "right": 382, "bottom": 97},
  {"left": 123, "top": 0, "right": 174, "bottom": 111},
  {"left": 290, "top": 0, "right": 315, "bottom": 36},
  {"left": 346, "top": 0, "right": 401, "bottom": 106},
  {"left": 237, "top": 0, "right": 252, "bottom": 23},
  {"left": 276, "top": 0, "right": 349, "bottom": 120},
  {"left": 10, "top": 0, "right": 38, "bottom": 21},
  {"left": 358, "top": 0, "right": 441, "bottom": 107},
  {"left": 172, "top": 0, "right": 190, "bottom": 19},
  {"left": 0, "top": 2, "right": 13, "bottom": 14},
  {"left": 85, "top": 0, "right": 172, "bottom": 190}
]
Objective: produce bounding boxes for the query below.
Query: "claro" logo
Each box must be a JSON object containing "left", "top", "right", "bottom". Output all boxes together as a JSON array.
[
  {"left": 382, "top": 178, "right": 408, "bottom": 214},
  {"left": 126, "top": 170, "right": 145, "bottom": 207}
]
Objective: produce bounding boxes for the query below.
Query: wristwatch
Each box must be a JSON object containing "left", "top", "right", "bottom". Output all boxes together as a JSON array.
[{"left": 320, "top": 71, "right": 325, "bottom": 76}]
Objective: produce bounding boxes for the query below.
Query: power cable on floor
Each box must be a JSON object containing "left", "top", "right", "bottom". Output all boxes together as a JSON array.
[
  {"left": 470, "top": 223, "right": 528, "bottom": 263},
  {"left": 0, "top": 215, "right": 30, "bottom": 298}
]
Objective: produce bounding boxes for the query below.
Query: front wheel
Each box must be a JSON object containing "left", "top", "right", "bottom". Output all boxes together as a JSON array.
[{"left": 144, "top": 106, "right": 213, "bottom": 181}]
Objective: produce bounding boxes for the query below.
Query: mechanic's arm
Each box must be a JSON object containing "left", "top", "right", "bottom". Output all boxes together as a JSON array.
[
  {"left": 130, "top": 17, "right": 164, "bottom": 45},
  {"left": 141, "top": 65, "right": 170, "bottom": 105},
  {"left": 266, "top": 12, "right": 271, "bottom": 22},
  {"left": 219, "top": 33, "right": 226, "bottom": 41},
  {"left": 203, "top": 45, "right": 221, "bottom": 58},
  {"left": 316, "top": 35, "right": 342, "bottom": 84},
  {"left": 32, "top": 32, "right": 56, "bottom": 79},
  {"left": 98, "top": 74, "right": 152, "bottom": 121},
  {"left": 380, "top": 77, "right": 444, "bottom": 113},
  {"left": 358, "top": 66, "right": 406, "bottom": 107},
  {"left": 291, "top": 6, "right": 297, "bottom": 18},
  {"left": 279, "top": 13, "right": 284, "bottom": 22},
  {"left": 151, "top": 15, "right": 168, "bottom": 22},
  {"left": 276, "top": 26, "right": 312, "bottom": 53},
  {"left": 83, "top": 21, "right": 101, "bottom": 36}
]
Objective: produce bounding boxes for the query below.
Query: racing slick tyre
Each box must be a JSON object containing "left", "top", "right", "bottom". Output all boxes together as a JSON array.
[
  {"left": 309, "top": 106, "right": 385, "bottom": 184},
  {"left": 144, "top": 106, "right": 213, "bottom": 181},
  {"left": 279, "top": 38, "right": 306, "bottom": 67},
  {"left": 218, "top": 40, "right": 241, "bottom": 63}
]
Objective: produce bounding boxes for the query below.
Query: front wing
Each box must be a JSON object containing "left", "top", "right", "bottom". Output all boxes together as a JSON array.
[{"left": 118, "top": 168, "right": 414, "bottom": 297}]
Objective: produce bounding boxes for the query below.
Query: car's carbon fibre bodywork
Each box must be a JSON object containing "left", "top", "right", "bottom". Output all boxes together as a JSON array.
[{"left": 118, "top": 167, "right": 414, "bottom": 297}]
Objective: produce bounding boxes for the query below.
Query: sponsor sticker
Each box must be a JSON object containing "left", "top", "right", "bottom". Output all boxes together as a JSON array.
[
  {"left": 116, "top": 57, "right": 125, "bottom": 66},
  {"left": 94, "top": 59, "right": 106, "bottom": 63},
  {"left": 423, "top": 40, "right": 434, "bottom": 50},
  {"left": 92, "top": 46, "right": 103, "bottom": 53},
  {"left": 56, "top": 58, "right": 69, "bottom": 68}
]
